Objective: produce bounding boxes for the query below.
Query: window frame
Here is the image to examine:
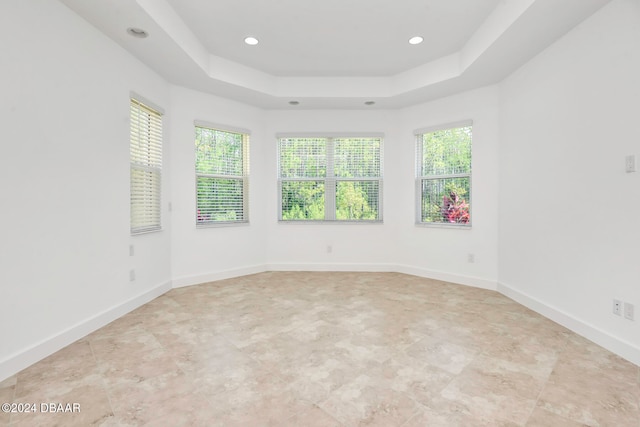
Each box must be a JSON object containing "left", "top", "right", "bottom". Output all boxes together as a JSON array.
[
  {"left": 415, "top": 121, "right": 472, "bottom": 228},
  {"left": 195, "top": 121, "right": 250, "bottom": 228},
  {"left": 277, "top": 133, "right": 383, "bottom": 223},
  {"left": 130, "top": 95, "right": 164, "bottom": 235}
]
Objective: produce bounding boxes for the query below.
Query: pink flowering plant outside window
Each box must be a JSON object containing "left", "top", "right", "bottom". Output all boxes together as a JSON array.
[
  {"left": 417, "top": 124, "right": 472, "bottom": 226},
  {"left": 441, "top": 192, "right": 470, "bottom": 224}
]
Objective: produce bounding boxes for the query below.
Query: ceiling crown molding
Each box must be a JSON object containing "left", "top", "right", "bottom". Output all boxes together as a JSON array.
[{"left": 60, "top": 0, "right": 611, "bottom": 109}]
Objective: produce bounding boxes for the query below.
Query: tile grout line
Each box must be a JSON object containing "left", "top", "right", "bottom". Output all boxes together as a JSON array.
[
  {"left": 9, "top": 272, "right": 640, "bottom": 426},
  {"left": 398, "top": 394, "right": 433, "bottom": 427},
  {"left": 522, "top": 331, "right": 571, "bottom": 425},
  {"left": 87, "top": 338, "right": 117, "bottom": 423},
  {"left": 8, "top": 377, "right": 16, "bottom": 426}
]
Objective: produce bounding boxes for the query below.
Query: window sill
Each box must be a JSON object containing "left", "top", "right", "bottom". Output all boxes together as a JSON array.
[
  {"left": 415, "top": 222, "right": 472, "bottom": 230},
  {"left": 131, "top": 227, "right": 163, "bottom": 236},
  {"left": 278, "top": 220, "right": 383, "bottom": 225},
  {"left": 197, "top": 221, "right": 250, "bottom": 229}
]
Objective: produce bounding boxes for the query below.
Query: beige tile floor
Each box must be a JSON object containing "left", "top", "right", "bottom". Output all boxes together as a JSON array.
[{"left": 1, "top": 272, "right": 639, "bottom": 426}]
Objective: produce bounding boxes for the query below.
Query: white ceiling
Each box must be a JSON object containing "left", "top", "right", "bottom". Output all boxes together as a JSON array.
[
  {"left": 165, "top": 0, "right": 502, "bottom": 77},
  {"left": 59, "top": 0, "right": 611, "bottom": 109}
]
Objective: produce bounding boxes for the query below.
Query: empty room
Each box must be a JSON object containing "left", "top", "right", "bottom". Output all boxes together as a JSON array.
[{"left": 1, "top": 0, "right": 639, "bottom": 425}]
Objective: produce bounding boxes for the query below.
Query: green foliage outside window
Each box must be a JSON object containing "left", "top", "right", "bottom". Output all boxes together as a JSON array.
[
  {"left": 420, "top": 126, "right": 472, "bottom": 224},
  {"left": 336, "top": 181, "right": 378, "bottom": 220},
  {"left": 196, "top": 126, "right": 248, "bottom": 224},
  {"left": 279, "top": 138, "right": 326, "bottom": 178},
  {"left": 279, "top": 137, "right": 381, "bottom": 221},
  {"left": 281, "top": 181, "right": 325, "bottom": 220}
]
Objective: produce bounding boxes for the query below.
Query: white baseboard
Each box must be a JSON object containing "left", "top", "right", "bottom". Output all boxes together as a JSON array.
[
  {"left": 0, "top": 281, "right": 171, "bottom": 383},
  {"left": 171, "top": 264, "right": 266, "bottom": 288},
  {"left": 395, "top": 264, "right": 497, "bottom": 290},
  {"left": 498, "top": 282, "right": 640, "bottom": 366},
  {"left": 265, "top": 263, "right": 497, "bottom": 292},
  {"left": 265, "top": 262, "right": 397, "bottom": 273},
  {"left": 7, "top": 269, "right": 635, "bottom": 383}
]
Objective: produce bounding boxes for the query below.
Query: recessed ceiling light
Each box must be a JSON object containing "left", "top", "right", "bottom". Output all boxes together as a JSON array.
[
  {"left": 289, "top": 101, "right": 300, "bottom": 105},
  {"left": 244, "top": 36, "right": 259, "bottom": 46},
  {"left": 127, "top": 27, "right": 148, "bottom": 38},
  {"left": 408, "top": 36, "right": 424, "bottom": 45},
  {"left": 364, "top": 101, "right": 375, "bottom": 106}
]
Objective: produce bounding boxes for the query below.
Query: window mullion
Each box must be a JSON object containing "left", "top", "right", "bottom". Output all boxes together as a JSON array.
[
  {"left": 243, "top": 134, "right": 250, "bottom": 223},
  {"left": 325, "top": 138, "right": 336, "bottom": 221},
  {"left": 281, "top": 177, "right": 323, "bottom": 182},
  {"left": 197, "top": 173, "right": 244, "bottom": 180},
  {"left": 422, "top": 173, "right": 471, "bottom": 180}
]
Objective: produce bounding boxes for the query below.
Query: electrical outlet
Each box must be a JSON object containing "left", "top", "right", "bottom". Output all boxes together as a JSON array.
[
  {"left": 327, "top": 245, "right": 333, "bottom": 254},
  {"left": 129, "top": 244, "right": 135, "bottom": 256},
  {"left": 467, "top": 253, "right": 475, "bottom": 263},
  {"left": 625, "top": 155, "right": 636, "bottom": 173},
  {"left": 129, "top": 269, "right": 136, "bottom": 282},
  {"left": 613, "top": 299, "right": 622, "bottom": 316},
  {"left": 624, "top": 303, "right": 634, "bottom": 321}
]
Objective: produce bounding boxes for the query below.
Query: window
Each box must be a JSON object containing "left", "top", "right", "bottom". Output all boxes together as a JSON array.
[
  {"left": 416, "top": 122, "right": 472, "bottom": 226},
  {"left": 130, "top": 98, "right": 163, "bottom": 234},
  {"left": 195, "top": 122, "right": 249, "bottom": 226},
  {"left": 278, "top": 135, "right": 382, "bottom": 221}
]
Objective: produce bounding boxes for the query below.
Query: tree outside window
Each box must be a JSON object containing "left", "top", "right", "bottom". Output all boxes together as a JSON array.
[
  {"left": 278, "top": 136, "right": 382, "bottom": 222},
  {"left": 417, "top": 124, "right": 472, "bottom": 226}
]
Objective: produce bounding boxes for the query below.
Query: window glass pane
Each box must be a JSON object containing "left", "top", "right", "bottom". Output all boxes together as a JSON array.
[
  {"left": 196, "top": 127, "right": 243, "bottom": 176},
  {"left": 195, "top": 126, "right": 249, "bottom": 225},
  {"left": 422, "top": 126, "right": 471, "bottom": 176},
  {"left": 334, "top": 138, "right": 380, "bottom": 178},
  {"left": 197, "top": 177, "right": 244, "bottom": 223},
  {"left": 131, "top": 167, "right": 161, "bottom": 229},
  {"left": 278, "top": 136, "right": 382, "bottom": 222},
  {"left": 130, "top": 98, "right": 162, "bottom": 234},
  {"left": 130, "top": 103, "right": 162, "bottom": 168},
  {"left": 279, "top": 138, "right": 326, "bottom": 178},
  {"left": 281, "top": 181, "right": 325, "bottom": 220},
  {"left": 421, "top": 177, "right": 470, "bottom": 224},
  {"left": 336, "top": 181, "right": 379, "bottom": 220}
]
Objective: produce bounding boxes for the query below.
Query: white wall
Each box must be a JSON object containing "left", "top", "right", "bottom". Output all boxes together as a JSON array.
[
  {"left": 263, "top": 91, "right": 501, "bottom": 290},
  {"left": 263, "top": 109, "right": 399, "bottom": 270},
  {"left": 498, "top": 0, "right": 640, "bottom": 361},
  {"left": 169, "top": 87, "right": 268, "bottom": 286},
  {"left": 398, "top": 87, "right": 500, "bottom": 288},
  {"left": 0, "top": 0, "right": 172, "bottom": 379},
  {"left": 3, "top": 0, "right": 638, "bottom": 382}
]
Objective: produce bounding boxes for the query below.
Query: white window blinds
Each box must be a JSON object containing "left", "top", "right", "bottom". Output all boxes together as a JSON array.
[
  {"left": 416, "top": 123, "right": 472, "bottom": 226},
  {"left": 130, "top": 98, "right": 162, "bottom": 234},
  {"left": 195, "top": 125, "right": 249, "bottom": 225},
  {"left": 278, "top": 136, "right": 382, "bottom": 221}
]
